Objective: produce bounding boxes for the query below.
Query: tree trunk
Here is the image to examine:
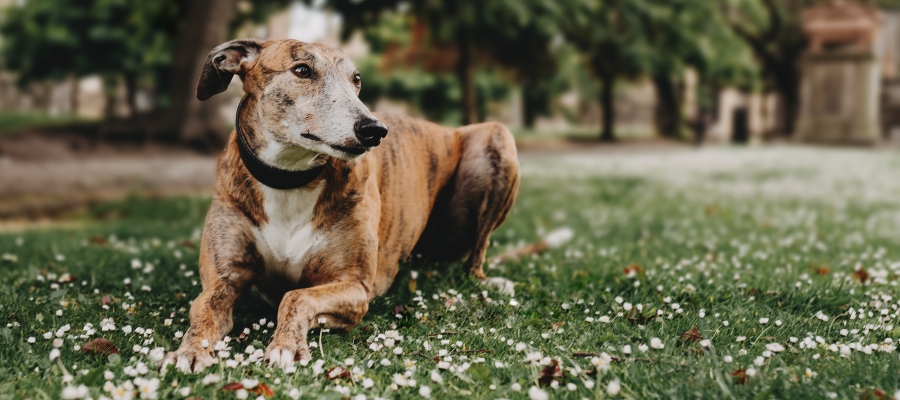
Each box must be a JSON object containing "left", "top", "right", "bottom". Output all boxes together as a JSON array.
[
  {"left": 456, "top": 31, "right": 477, "bottom": 125},
  {"left": 102, "top": 75, "right": 118, "bottom": 119},
  {"left": 777, "top": 68, "right": 800, "bottom": 136},
  {"left": 124, "top": 72, "right": 138, "bottom": 118},
  {"left": 599, "top": 72, "right": 616, "bottom": 141},
  {"left": 522, "top": 80, "right": 541, "bottom": 129},
  {"left": 167, "top": 0, "right": 238, "bottom": 148},
  {"left": 652, "top": 74, "right": 683, "bottom": 139},
  {"left": 70, "top": 76, "right": 79, "bottom": 115}
]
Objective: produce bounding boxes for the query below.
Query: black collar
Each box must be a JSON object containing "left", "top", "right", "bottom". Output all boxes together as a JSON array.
[{"left": 235, "top": 96, "right": 326, "bottom": 190}]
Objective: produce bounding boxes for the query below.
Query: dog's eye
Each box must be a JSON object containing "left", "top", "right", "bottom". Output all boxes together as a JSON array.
[
  {"left": 353, "top": 73, "right": 361, "bottom": 84},
  {"left": 292, "top": 64, "right": 311, "bottom": 78}
]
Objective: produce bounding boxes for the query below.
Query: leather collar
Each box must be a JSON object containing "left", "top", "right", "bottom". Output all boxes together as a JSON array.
[{"left": 235, "top": 96, "right": 325, "bottom": 190}]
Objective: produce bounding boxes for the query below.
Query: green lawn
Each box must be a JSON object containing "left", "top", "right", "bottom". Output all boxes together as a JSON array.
[
  {"left": 2, "top": 147, "right": 900, "bottom": 399},
  {"left": 0, "top": 111, "right": 86, "bottom": 135}
]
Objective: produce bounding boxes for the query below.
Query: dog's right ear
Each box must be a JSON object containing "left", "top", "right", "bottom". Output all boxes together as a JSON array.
[{"left": 197, "top": 39, "right": 263, "bottom": 101}]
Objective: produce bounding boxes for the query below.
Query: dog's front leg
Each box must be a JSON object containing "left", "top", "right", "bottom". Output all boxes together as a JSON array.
[
  {"left": 265, "top": 280, "right": 370, "bottom": 368},
  {"left": 163, "top": 203, "right": 259, "bottom": 373}
]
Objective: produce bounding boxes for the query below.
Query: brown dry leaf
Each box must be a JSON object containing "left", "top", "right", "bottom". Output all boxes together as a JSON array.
[
  {"left": 731, "top": 369, "right": 747, "bottom": 385},
  {"left": 680, "top": 326, "right": 703, "bottom": 342},
  {"left": 325, "top": 366, "right": 351, "bottom": 380},
  {"left": 89, "top": 236, "right": 107, "bottom": 245},
  {"left": 220, "top": 382, "right": 244, "bottom": 391},
  {"left": 623, "top": 264, "right": 645, "bottom": 278},
  {"left": 858, "top": 388, "right": 892, "bottom": 400},
  {"left": 852, "top": 268, "right": 870, "bottom": 284},
  {"left": 408, "top": 279, "right": 417, "bottom": 292},
  {"left": 538, "top": 359, "right": 563, "bottom": 386},
  {"left": 814, "top": 266, "right": 831, "bottom": 275},
  {"left": 249, "top": 383, "right": 275, "bottom": 397},
  {"left": 80, "top": 338, "right": 119, "bottom": 356},
  {"left": 552, "top": 321, "right": 564, "bottom": 330}
]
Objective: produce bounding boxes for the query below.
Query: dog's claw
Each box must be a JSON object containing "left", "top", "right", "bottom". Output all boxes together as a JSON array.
[
  {"left": 482, "top": 277, "right": 515, "bottom": 296},
  {"left": 162, "top": 349, "right": 215, "bottom": 374},
  {"left": 266, "top": 347, "right": 295, "bottom": 369},
  {"left": 265, "top": 342, "right": 310, "bottom": 369}
]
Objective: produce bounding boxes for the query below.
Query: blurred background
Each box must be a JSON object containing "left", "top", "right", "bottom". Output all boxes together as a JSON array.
[{"left": 1, "top": 0, "right": 900, "bottom": 222}]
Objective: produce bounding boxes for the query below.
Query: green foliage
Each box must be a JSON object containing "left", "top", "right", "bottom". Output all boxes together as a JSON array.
[
  {"left": 357, "top": 54, "right": 513, "bottom": 124},
  {"left": 0, "top": 0, "right": 180, "bottom": 86},
  {"left": 562, "top": 0, "right": 755, "bottom": 85},
  {"left": 0, "top": 0, "right": 290, "bottom": 111},
  {"left": 0, "top": 111, "right": 86, "bottom": 135}
]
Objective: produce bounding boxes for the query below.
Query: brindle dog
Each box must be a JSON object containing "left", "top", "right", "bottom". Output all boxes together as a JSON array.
[{"left": 163, "top": 39, "right": 519, "bottom": 372}]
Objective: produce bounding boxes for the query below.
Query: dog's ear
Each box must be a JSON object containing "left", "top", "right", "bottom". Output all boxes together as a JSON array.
[{"left": 196, "top": 39, "right": 263, "bottom": 101}]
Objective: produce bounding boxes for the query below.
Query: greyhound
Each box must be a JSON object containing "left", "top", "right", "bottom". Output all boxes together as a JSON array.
[{"left": 163, "top": 38, "right": 519, "bottom": 372}]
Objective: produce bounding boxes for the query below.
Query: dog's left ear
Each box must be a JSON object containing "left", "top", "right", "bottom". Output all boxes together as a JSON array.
[{"left": 197, "top": 39, "right": 263, "bottom": 101}]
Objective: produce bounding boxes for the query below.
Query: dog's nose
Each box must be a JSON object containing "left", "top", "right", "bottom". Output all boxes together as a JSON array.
[{"left": 354, "top": 118, "right": 388, "bottom": 147}]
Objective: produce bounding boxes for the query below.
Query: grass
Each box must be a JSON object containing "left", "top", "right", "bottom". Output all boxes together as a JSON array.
[
  {"left": 2, "top": 147, "right": 900, "bottom": 399},
  {"left": 0, "top": 111, "right": 86, "bottom": 135}
]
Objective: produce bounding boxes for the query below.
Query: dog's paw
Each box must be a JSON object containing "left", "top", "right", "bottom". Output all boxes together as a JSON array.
[
  {"left": 265, "top": 342, "right": 310, "bottom": 369},
  {"left": 482, "top": 277, "right": 515, "bottom": 296},
  {"left": 162, "top": 347, "right": 216, "bottom": 374}
]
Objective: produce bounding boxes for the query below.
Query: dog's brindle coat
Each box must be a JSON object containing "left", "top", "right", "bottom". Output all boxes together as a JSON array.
[{"left": 164, "top": 39, "right": 519, "bottom": 372}]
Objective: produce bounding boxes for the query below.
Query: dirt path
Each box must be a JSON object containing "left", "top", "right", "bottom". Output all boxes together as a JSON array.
[
  {"left": 0, "top": 134, "right": 689, "bottom": 222},
  {"left": 0, "top": 154, "right": 217, "bottom": 220}
]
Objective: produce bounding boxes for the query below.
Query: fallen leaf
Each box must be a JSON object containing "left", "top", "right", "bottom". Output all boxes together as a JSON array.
[
  {"left": 538, "top": 359, "right": 563, "bottom": 386},
  {"left": 80, "top": 338, "right": 119, "bottom": 356},
  {"left": 220, "top": 382, "right": 244, "bottom": 391},
  {"left": 408, "top": 279, "right": 416, "bottom": 292},
  {"left": 680, "top": 326, "right": 703, "bottom": 342},
  {"left": 326, "top": 366, "right": 351, "bottom": 380},
  {"left": 552, "top": 321, "right": 564, "bottom": 330},
  {"left": 852, "top": 268, "right": 870, "bottom": 284},
  {"left": 249, "top": 383, "right": 274, "bottom": 397},
  {"left": 89, "top": 236, "right": 107, "bottom": 245},
  {"left": 623, "top": 264, "right": 644, "bottom": 278},
  {"left": 858, "top": 388, "right": 892, "bottom": 400},
  {"left": 394, "top": 305, "right": 405, "bottom": 315},
  {"left": 731, "top": 369, "right": 747, "bottom": 385},
  {"left": 101, "top": 295, "right": 111, "bottom": 306},
  {"left": 814, "top": 266, "right": 830, "bottom": 275}
]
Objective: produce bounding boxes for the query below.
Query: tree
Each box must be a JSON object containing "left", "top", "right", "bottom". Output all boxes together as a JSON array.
[
  {"left": 642, "top": 0, "right": 755, "bottom": 139},
  {"left": 320, "top": 0, "right": 560, "bottom": 125},
  {"left": 0, "top": 0, "right": 149, "bottom": 117},
  {"left": 560, "top": 0, "right": 755, "bottom": 141},
  {"left": 560, "top": 0, "right": 659, "bottom": 141},
  {"left": 720, "top": 0, "right": 814, "bottom": 136},
  {"left": 1, "top": 0, "right": 291, "bottom": 147}
]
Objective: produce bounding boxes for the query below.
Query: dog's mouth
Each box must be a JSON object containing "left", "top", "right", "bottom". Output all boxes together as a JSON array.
[
  {"left": 301, "top": 133, "right": 322, "bottom": 141},
  {"left": 329, "top": 144, "right": 367, "bottom": 155},
  {"left": 302, "top": 133, "right": 368, "bottom": 156}
]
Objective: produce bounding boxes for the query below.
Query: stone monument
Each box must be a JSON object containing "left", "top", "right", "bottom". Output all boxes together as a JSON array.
[{"left": 796, "top": 1, "right": 882, "bottom": 145}]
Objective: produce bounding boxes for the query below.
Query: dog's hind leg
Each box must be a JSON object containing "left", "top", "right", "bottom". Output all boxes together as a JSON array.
[{"left": 454, "top": 122, "right": 520, "bottom": 280}]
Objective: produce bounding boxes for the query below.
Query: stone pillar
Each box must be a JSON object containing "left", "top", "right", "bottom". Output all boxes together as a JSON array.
[{"left": 795, "top": 50, "right": 882, "bottom": 145}]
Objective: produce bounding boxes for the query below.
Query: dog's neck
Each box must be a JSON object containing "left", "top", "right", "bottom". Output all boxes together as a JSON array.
[{"left": 236, "top": 95, "right": 327, "bottom": 190}]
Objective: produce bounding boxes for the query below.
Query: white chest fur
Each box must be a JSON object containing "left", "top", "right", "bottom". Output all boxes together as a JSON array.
[{"left": 253, "top": 182, "right": 325, "bottom": 284}]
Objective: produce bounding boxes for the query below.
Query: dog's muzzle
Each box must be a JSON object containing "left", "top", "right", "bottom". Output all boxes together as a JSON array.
[{"left": 354, "top": 118, "right": 388, "bottom": 147}]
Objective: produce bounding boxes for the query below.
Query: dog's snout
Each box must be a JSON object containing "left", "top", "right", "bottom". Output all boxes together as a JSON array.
[{"left": 354, "top": 118, "right": 388, "bottom": 147}]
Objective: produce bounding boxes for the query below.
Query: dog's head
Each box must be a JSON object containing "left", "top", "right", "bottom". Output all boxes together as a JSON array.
[{"left": 197, "top": 39, "right": 387, "bottom": 163}]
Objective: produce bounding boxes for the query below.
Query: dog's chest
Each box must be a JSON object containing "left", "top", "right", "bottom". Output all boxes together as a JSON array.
[{"left": 253, "top": 184, "right": 325, "bottom": 283}]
